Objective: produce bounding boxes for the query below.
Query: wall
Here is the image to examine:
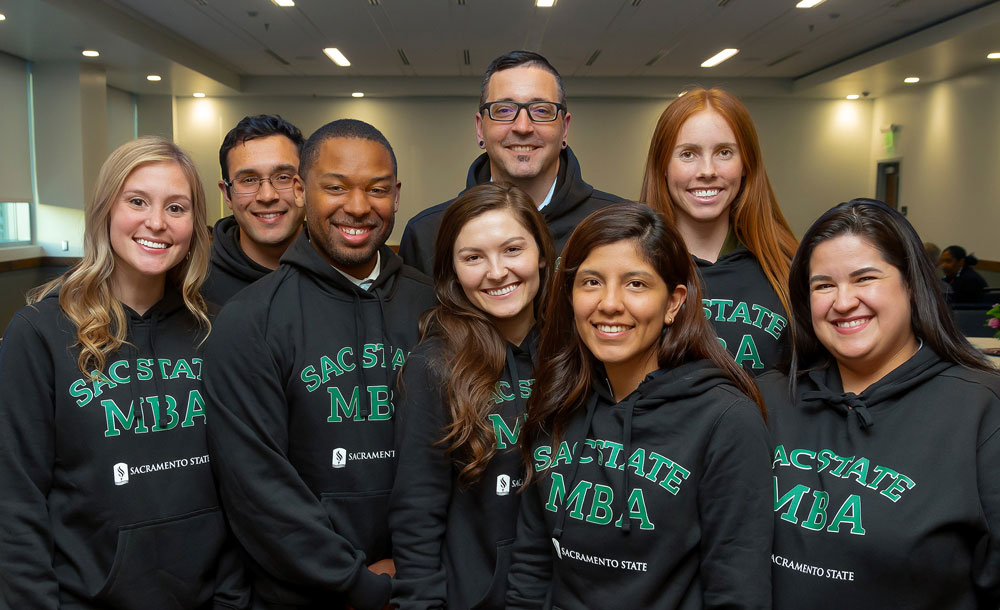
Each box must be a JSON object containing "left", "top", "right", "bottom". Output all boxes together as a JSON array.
[
  {"left": 173, "top": 94, "right": 874, "bottom": 243},
  {"left": 871, "top": 62, "right": 1000, "bottom": 259}
]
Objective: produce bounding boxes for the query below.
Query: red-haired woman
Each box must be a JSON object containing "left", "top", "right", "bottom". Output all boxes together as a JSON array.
[
  {"left": 506, "top": 203, "right": 772, "bottom": 609},
  {"left": 641, "top": 88, "right": 797, "bottom": 374},
  {"left": 390, "top": 183, "right": 555, "bottom": 610}
]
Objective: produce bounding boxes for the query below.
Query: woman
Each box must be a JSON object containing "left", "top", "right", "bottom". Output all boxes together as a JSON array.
[
  {"left": 0, "top": 137, "right": 246, "bottom": 609},
  {"left": 940, "top": 244, "right": 989, "bottom": 304},
  {"left": 641, "top": 88, "right": 797, "bottom": 373},
  {"left": 506, "top": 203, "right": 772, "bottom": 609},
  {"left": 761, "top": 199, "right": 1000, "bottom": 609},
  {"left": 390, "top": 183, "right": 555, "bottom": 609}
]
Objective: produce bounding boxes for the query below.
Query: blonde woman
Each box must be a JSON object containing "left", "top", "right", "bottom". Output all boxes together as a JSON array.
[{"left": 0, "top": 137, "right": 246, "bottom": 609}]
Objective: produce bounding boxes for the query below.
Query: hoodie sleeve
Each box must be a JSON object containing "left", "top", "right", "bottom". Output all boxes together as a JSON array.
[
  {"left": 388, "top": 349, "right": 451, "bottom": 609},
  {"left": 203, "top": 307, "right": 390, "bottom": 610},
  {"left": 0, "top": 313, "right": 60, "bottom": 609},
  {"left": 505, "top": 475, "right": 553, "bottom": 609},
  {"left": 974, "top": 422, "right": 1000, "bottom": 606},
  {"left": 697, "top": 396, "right": 773, "bottom": 609},
  {"left": 398, "top": 215, "right": 435, "bottom": 277}
]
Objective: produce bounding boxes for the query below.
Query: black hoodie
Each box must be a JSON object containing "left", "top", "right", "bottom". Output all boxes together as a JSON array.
[
  {"left": 0, "top": 290, "right": 246, "bottom": 610},
  {"left": 389, "top": 331, "right": 535, "bottom": 610},
  {"left": 202, "top": 232, "right": 437, "bottom": 609},
  {"left": 202, "top": 216, "right": 274, "bottom": 306},
  {"left": 506, "top": 360, "right": 773, "bottom": 610},
  {"left": 397, "top": 148, "right": 623, "bottom": 275},
  {"left": 695, "top": 245, "right": 789, "bottom": 374},
  {"left": 759, "top": 347, "right": 1000, "bottom": 609}
]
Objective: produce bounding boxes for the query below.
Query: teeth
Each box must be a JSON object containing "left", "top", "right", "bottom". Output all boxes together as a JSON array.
[
  {"left": 136, "top": 238, "right": 167, "bottom": 249},
  {"left": 597, "top": 324, "right": 629, "bottom": 333},
  {"left": 256, "top": 212, "right": 282, "bottom": 219},
  {"left": 692, "top": 189, "right": 720, "bottom": 197},
  {"left": 510, "top": 145, "right": 535, "bottom": 152},
  {"left": 486, "top": 283, "right": 519, "bottom": 296},
  {"left": 836, "top": 319, "right": 867, "bottom": 328},
  {"left": 341, "top": 226, "right": 369, "bottom": 236}
]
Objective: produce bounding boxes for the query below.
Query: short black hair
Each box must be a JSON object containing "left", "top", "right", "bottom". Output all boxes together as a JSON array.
[
  {"left": 299, "top": 119, "right": 398, "bottom": 180},
  {"left": 943, "top": 245, "right": 978, "bottom": 267},
  {"left": 219, "top": 114, "right": 304, "bottom": 181},
  {"left": 480, "top": 50, "right": 566, "bottom": 108}
]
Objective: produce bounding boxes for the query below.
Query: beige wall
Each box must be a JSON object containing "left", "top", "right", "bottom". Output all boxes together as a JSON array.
[
  {"left": 173, "top": 94, "right": 874, "bottom": 244},
  {"left": 871, "top": 63, "right": 1000, "bottom": 260}
]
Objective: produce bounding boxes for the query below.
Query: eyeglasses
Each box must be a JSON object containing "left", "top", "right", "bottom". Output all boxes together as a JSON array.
[
  {"left": 479, "top": 101, "right": 566, "bottom": 123},
  {"left": 224, "top": 173, "right": 296, "bottom": 195}
]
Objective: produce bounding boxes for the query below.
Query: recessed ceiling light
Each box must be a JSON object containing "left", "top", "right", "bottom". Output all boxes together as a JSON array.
[
  {"left": 678, "top": 91, "right": 687, "bottom": 97},
  {"left": 903, "top": 76, "right": 920, "bottom": 83},
  {"left": 988, "top": 52, "right": 1000, "bottom": 60},
  {"left": 147, "top": 74, "right": 162, "bottom": 82},
  {"left": 846, "top": 94, "right": 860, "bottom": 100},
  {"left": 323, "top": 48, "right": 351, "bottom": 67},
  {"left": 796, "top": 0, "right": 827, "bottom": 7},
  {"left": 0, "top": 13, "right": 7, "bottom": 21},
  {"left": 536, "top": 0, "right": 556, "bottom": 6},
  {"left": 352, "top": 92, "right": 364, "bottom": 98},
  {"left": 701, "top": 48, "right": 739, "bottom": 68},
  {"left": 193, "top": 92, "right": 206, "bottom": 98},
  {"left": 271, "top": 0, "right": 295, "bottom": 6},
  {"left": 82, "top": 50, "right": 100, "bottom": 58}
]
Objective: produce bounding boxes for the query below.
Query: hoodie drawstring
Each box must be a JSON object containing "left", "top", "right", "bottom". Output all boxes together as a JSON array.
[
  {"left": 551, "top": 392, "right": 599, "bottom": 542},
  {"left": 618, "top": 393, "right": 640, "bottom": 533},
  {"left": 801, "top": 390, "right": 874, "bottom": 430}
]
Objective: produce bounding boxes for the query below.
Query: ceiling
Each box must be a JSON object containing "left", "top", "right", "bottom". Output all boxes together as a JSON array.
[{"left": 1, "top": 0, "right": 999, "bottom": 99}]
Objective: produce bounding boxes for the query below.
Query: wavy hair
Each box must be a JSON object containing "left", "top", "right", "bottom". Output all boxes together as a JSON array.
[
  {"left": 787, "top": 198, "right": 991, "bottom": 377},
  {"left": 521, "top": 203, "right": 763, "bottom": 481},
  {"left": 418, "top": 183, "right": 555, "bottom": 486},
  {"left": 640, "top": 87, "right": 797, "bottom": 315},
  {"left": 30, "top": 136, "right": 210, "bottom": 377}
]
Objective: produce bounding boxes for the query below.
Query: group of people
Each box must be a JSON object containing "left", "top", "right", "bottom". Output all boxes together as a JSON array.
[{"left": 1, "top": 49, "right": 998, "bottom": 610}]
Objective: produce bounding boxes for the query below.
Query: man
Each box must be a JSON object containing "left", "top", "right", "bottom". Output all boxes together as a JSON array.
[
  {"left": 203, "top": 119, "right": 436, "bottom": 609},
  {"left": 202, "top": 114, "right": 305, "bottom": 304},
  {"left": 399, "top": 50, "right": 622, "bottom": 274}
]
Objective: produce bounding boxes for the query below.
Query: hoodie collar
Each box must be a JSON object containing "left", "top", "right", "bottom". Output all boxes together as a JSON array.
[{"left": 280, "top": 231, "right": 403, "bottom": 299}]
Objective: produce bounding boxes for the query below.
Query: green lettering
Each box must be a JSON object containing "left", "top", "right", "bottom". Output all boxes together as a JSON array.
[
  {"left": 367, "top": 385, "right": 393, "bottom": 421},
  {"left": 301, "top": 365, "right": 321, "bottom": 392},
  {"left": 614, "top": 488, "right": 655, "bottom": 530},
  {"left": 726, "top": 301, "right": 752, "bottom": 324},
  {"left": 489, "top": 414, "right": 522, "bottom": 449},
  {"left": 586, "top": 484, "right": 615, "bottom": 525},
  {"left": 107, "top": 360, "right": 130, "bottom": 384},
  {"left": 182, "top": 389, "right": 207, "bottom": 427},
  {"left": 533, "top": 445, "right": 552, "bottom": 472},
  {"left": 733, "top": 334, "right": 763, "bottom": 370},
  {"left": 764, "top": 313, "right": 788, "bottom": 340},
  {"left": 337, "top": 347, "right": 356, "bottom": 373},
  {"left": 879, "top": 473, "right": 915, "bottom": 502},
  {"left": 774, "top": 478, "right": 809, "bottom": 524},
  {"left": 327, "top": 386, "right": 363, "bottom": 422},
  {"left": 772, "top": 444, "right": 791, "bottom": 469},
  {"left": 136, "top": 359, "right": 154, "bottom": 381},
  {"left": 790, "top": 448, "right": 816, "bottom": 470},
  {"left": 827, "top": 495, "right": 866, "bottom": 534},
  {"left": 171, "top": 358, "right": 196, "bottom": 380},
  {"left": 844, "top": 457, "right": 871, "bottom": 485},
  {"left": 802, "top": 490, "right": 829, "bottom": 531},
  {"left": 102, "top": 398, "right": 149, "bottom": 437},
  {"left": 626, "top": 447, "right": 647, "bottom": 478},
  {"left": 149, "top": 395, "right": 179, "bottom": 431},
  {"left": 69, "top": 378, "right": 94, "bottom": 408}
]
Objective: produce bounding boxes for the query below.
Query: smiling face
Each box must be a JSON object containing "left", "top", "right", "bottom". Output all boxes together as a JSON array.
[
  {"left": 109, "top": 161, "right": 194, "bottom": 291},
  {"left": 809, "top": 234, "right": 918, "bottom": 385},
  {"left": 453, "top": 208, "right": 542, "bottom": 343},
  {"left": 220, "top": 134, "right": 304, "bottom": 265},
  {"left": 475, "top": 65, "right": 570, "bottom": 190},
  {"left": 573, "top": 240, "right": 687, "bottom": 385},
  {"left": 298, "top": 137, "right": 400, "bottom": 279},
  {"left": 666, "top": 109, "right": 744, "bottom": 232}
]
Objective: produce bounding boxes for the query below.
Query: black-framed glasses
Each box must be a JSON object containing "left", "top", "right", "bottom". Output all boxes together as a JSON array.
[
  {"left": 479, "top": 101, "right": 566, "bottom": 123},
  {"left": 224, "top": 173, "right": 296, "bottom": 195}
]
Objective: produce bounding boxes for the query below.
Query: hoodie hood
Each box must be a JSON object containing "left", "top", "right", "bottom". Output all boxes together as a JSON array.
[{"left": 202, "top": 216, "right": 274, "bottom": 305}]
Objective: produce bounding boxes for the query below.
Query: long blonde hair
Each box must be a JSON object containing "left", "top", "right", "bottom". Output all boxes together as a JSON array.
[
  {"left": 640, "top": 88, "right": 797, "bottom": 315},
  {"left": 30, "top": 136, "right": 211, "bottom": 376}
]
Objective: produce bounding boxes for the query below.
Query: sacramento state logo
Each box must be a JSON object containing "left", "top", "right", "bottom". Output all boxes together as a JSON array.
[
  {"left": 332, "top": 448, "right": 347, "bottom": 469},
  {"left": 496, "top": 474, "right": 510, "bottom": 496},
  {"left": 113, "top": 462, "right": 129, "bottom": 485}
]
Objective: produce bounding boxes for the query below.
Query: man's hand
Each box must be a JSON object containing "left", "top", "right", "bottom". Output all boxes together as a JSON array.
[{"left": 368, "top": 558, "right": 395, "bottom": 578}]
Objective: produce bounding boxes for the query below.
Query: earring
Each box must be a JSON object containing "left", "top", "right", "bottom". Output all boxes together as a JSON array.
[
  {"left": 561, "top": 140, "right": 567, "bottom": 149},
  {"left": 666, "top": 316, "right": 673, "bottom": 325},
  {"left": 478, "top": 140, "right": 485, "bottom": 148}
]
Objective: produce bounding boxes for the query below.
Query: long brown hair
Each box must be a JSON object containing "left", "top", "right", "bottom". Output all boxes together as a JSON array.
[
  {"left": 30, "top": 137, "right": 210, "bottom": 377},
  {"left": 419, "top": 183, "right": 556, "bottom": 486},
  {"left": 640, "top": 87, "right": 797, "bottom": 315},
  {"left": 521, "top": 203, "right": 763, "bottom": 480}
]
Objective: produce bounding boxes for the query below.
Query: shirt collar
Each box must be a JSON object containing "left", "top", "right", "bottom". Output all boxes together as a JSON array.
[{"left": 333, "top": 250, "right": 381, "bottom": 290}]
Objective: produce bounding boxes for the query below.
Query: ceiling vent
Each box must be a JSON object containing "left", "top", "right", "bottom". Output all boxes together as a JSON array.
[
  {"left": 585, "top": 49, "right": 602, "bottom": 66},
  {"left": 463, "top": 49, "right": 471, "bottom": 65},
  {"left": 397, "top": 49, "right": 410, "bottom": 65}
]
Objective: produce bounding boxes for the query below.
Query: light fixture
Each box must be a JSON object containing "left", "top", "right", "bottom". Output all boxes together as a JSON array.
[
  {"left": 0, "top": 13, "right": 7, "bottom": 21},
  {"left": 193, "top": 92, "right": 206, "bottom": 98},
  {"left": 846, "top": 94, "right": 860, "bottom": 100},
  {"left": 352, "top": 92, "right": 364, "bottom": 98},
  {"left": 988, "top": 52, "right": 1000, "bottom": 60},
  {"left": 271, "top": 0, "right": 295, "bottom": 6},
  {"left": 536, "top": 0, "right": 556, "bottom": 6},
  {"left": 795, "top": 0, "right": 827, "bottom": 7},
  {"left": 701, "top": 48, "right": 739, "bottom": 68},
  {"left": 323, "top": 48, "right": 351, "bottom": 67},
  {"left": 147, "top": 74, "right": 162, "bottom": 82},
  {"left": 903, "top": 76, "right": 920, "bottom": 83},
  {"left": 82, "top": 50, "right": 100, "bottom": 58},
  {"left": 677, "top": 91, "right": 687, "bottom": 97}
]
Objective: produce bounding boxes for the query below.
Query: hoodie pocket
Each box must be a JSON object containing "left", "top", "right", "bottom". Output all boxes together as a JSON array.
[
  {"left": 471, "top": 538, "right": 515, "bottom": 610},
  {"left": 95, "top": 506, "right": 225, "bottom": 610},
  {"left": 319, "top": 489, "right": 392, "bottom": 562}
]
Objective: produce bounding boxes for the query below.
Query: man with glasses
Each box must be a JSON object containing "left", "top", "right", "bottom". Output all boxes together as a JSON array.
[
  {"left": 398, "top": 50, "right": 622, "bottom": 274},
  {"left": 203, "top": 114, "right": 305, "bottom": 304}
]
